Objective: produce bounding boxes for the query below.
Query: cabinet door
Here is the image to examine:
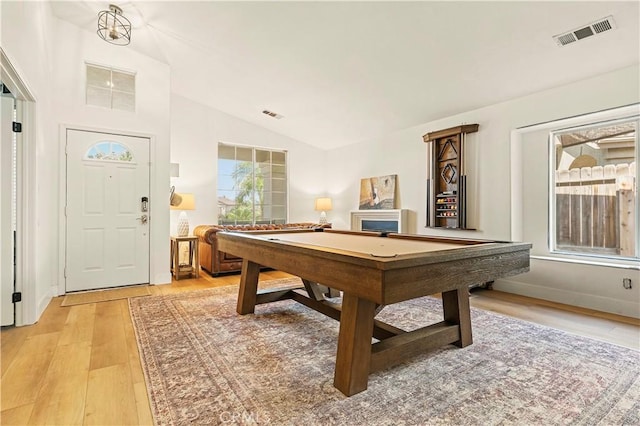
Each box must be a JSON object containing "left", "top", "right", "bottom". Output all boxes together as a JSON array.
[
  {"left": 434, "top": 135, "right": 460, "bottom": 228},
  {"left": 424, "top": 124, "right": 478, "bottom": 230}
]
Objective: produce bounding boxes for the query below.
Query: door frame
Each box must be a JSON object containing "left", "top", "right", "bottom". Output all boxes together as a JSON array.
[
  {"left": 1, "top": 89, "right": 17, "bottom": 326},
  {"left": 58, "top": 124, "right": 157, "bottom": 296},
  {"left": 1, "top": 48, "right": 36, "bottom": 326}
]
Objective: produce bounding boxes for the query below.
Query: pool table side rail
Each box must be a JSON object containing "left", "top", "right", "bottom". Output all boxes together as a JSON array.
[
  {"left": 326, "top": 228, "right": 498, "bottom": 244},
  {"left": 219, "top": 229, "right": 531, "bottom": 268},
  {"left": 217, "top": 230, "right": 531, "bottom": 305},
  {"left": 383, "top": 248, "right": 530, "bottom": 303}
]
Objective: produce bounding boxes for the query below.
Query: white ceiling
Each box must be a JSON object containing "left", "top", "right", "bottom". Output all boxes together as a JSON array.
[{"left": 49, "top": 1, "right": 640, "bottom": 150}]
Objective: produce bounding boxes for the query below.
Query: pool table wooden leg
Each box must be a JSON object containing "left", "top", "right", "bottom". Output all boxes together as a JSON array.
[
  {"left": 333, "top": 292, "right": 376, "bottom": 396},
  {"left": 442, "top": 287, "right": 473, "bottom": 347},
  {"left": 237, "top": 259, "right": 261, "bottom": 314}
]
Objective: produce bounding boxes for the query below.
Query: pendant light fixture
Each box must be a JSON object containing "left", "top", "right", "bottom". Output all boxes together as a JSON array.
[{"left": 97, "top": 4, "right": 131, "bottom": 46}]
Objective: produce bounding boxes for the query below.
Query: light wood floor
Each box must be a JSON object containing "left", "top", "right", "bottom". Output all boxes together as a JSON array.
[{"left": 1, "top": 271, "right": 638, "bottom": 425}]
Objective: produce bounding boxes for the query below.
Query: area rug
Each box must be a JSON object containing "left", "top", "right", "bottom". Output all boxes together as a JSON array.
[
  {"left": 61, "top": 285, "right": 151, "bottom": 306},
  {"left": 129, "top": 278, "right": 640, "bottom": 425}
]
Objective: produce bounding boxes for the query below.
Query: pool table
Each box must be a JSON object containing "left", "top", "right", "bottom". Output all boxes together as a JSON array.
[{"left": 217, "top": 229, "right": 531, "bottom": 396}]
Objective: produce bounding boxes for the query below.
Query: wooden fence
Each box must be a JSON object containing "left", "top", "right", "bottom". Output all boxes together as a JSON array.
[{"left": 555, "top": 162, "right": 636, "bottom": 257}]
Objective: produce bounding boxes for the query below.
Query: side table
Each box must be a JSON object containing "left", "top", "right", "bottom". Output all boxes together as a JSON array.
[{"left": 170, "top": 235, "right": 200, "bottom": 280}]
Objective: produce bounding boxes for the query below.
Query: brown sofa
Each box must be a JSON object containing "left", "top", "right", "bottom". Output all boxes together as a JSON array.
[{"left": 193, "top": 223, "right": 330, "bottom": 276}]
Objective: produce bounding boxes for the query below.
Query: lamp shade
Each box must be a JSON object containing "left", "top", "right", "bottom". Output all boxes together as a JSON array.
[
  {"left": 315, "top": 197, "right": 333, "bottom": 211},
  {"left": 171, "top": 193, "right": 195, "bottom": 210}
]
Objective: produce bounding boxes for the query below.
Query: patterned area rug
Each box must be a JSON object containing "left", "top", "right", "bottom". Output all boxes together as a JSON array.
[{"left": 129, "top": 278, "right": 640, "bottom": 425}]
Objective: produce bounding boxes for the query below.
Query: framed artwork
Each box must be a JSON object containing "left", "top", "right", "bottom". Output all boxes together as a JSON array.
[{"left": 359, "top": 174, "right": 397, "bottom": 210}]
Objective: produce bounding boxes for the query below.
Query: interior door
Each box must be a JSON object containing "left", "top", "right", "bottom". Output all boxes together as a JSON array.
[
  {"left": 65, "top": 129, "right": 150, "bottom": 292},
  {"left": 1, "top": 94, "right": 15, "bottom": 324}
]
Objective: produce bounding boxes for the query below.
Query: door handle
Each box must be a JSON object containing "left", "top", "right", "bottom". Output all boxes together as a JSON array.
[{"left": 137, "top": 215, "right": 148, "bottom": 224}]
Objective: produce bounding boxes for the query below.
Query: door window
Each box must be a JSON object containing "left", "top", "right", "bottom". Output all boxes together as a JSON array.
[{"left": 86, "top": 141, "right": 134, "bottom": 162}]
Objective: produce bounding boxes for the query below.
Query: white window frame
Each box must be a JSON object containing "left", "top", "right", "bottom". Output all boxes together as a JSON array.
[
  {"left": 511, "top": 104, "right": 640, "bottom": 270},
  {"left": 217, "top": 143, "right": 289, "bottom": 225},
  {"left": 85, "top": 63, "right": 136, "bottom": 112},
  {"left": 549, "top": 116, "right": 638, "bottom": 261}
]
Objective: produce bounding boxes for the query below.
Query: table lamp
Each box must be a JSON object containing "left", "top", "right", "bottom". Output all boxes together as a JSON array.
[
  {"left": 314, "top": 197, "right": 332, "bottom": 225},
  {"left": 171, "top": 193, "right": 195, "bottom": 236}
]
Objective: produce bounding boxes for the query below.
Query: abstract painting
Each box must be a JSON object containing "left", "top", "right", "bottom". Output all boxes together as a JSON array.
[{"left": 359, "top": 175, "right": 397, "bottom": 210}]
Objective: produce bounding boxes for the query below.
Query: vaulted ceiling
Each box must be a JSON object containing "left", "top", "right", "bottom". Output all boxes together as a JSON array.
[{"left": 49, "top": 1, "right": 640, "bottom": 149}]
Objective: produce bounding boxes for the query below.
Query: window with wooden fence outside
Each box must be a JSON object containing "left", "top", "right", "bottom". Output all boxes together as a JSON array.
[{"left": 551, "top": 118, "right": 637, "bottom": 259}]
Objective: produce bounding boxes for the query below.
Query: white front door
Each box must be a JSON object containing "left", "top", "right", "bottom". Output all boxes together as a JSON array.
[{"left": 65, "top": 129, "right": 150, "bottom": 292}]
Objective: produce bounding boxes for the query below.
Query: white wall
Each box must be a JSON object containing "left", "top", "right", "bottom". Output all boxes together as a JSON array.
[
  {"left": 3, "top": 3, "right": 638, "bottom": 322},
  {"left": 169, "top": 94, "right": 327, "bottom": 233},
  {"left": 53, "top": 18, "right": 172, "bottom": 288},
  {"left": 1, "top": 1, "right": 58, "bottom": 323},
  {"left": 327, "top": 64, "right": 640, "bottom": 318},
  {"left": 0, "top": 2, "right": 172, "bottom": 324}
]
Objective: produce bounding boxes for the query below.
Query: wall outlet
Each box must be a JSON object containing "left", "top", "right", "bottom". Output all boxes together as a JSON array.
[{"left": 622, "top": 278, "right": 632, "bottom": 290}]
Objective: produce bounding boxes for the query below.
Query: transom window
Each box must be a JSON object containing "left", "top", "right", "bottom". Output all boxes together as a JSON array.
[
  {"left": 550, "top": 116, "right": 638, "bottom": 260},
  {"left": 85, "top": 141, "right": 134, "bottom": 162},
  {"left": 86, "top": 64, "right": 135, "bottom": 112},
  {"left": 217, "top": 143, "right": 288, "bottom": 225}
]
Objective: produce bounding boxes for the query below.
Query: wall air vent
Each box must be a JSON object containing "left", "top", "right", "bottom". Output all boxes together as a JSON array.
[
  {"left": 553, "top": 15, "right": 616, "bottom": 46},
  {"left": 262, "top": 109, "right": 284, "bottom": 119}
]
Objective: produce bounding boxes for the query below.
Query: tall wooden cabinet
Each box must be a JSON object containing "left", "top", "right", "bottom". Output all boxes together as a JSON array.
[{"left": 423, "top": 124, "right": 479, "bottom": 229}]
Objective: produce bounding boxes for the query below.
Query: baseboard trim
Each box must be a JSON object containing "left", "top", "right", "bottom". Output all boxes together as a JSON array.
[
  {"left": 494, "top": 278, "right": 640, "bottom": 319},
  {"left": 153, "top": 272, "right": 172, "bottom": 285}
]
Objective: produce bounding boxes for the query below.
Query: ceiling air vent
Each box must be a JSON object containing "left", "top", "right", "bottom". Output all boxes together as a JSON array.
[{"left": 553, "top": 15, "right": 616, "bottom": 46}]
